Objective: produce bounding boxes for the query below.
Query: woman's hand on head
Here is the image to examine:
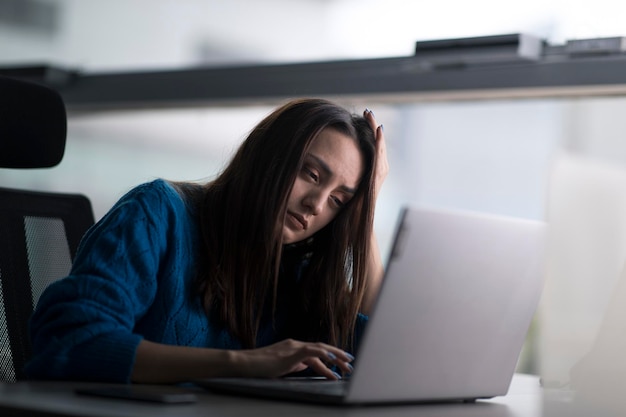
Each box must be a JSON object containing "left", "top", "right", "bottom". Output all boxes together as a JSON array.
[
  {"left": 233, "top": 339, "right": 354, "bottom": 380},
  {"left": 364, "top": 109, "right": 389, "bottom": 200}
]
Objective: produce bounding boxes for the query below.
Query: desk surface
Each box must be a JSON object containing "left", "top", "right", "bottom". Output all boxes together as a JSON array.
[{"left": 0, "top": 374, "right": 541, "bottom": 417}]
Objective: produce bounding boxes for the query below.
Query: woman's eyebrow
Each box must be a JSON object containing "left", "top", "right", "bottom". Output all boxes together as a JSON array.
[{"left": 308, "top": 154, "right": 357, "bottom": 195}]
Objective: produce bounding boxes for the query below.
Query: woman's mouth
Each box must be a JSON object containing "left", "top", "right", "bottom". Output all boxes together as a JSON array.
[{"left": 287, "top": 211, "right": 308, "bottom": 230}]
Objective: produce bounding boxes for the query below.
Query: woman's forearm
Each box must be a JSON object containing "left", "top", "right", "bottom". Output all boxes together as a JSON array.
[
  {"left": 132, "top": 339, "right": 240, "bottom": 383},
  {"left": 132, "top": 338, "right": 355, "bottom": 383},
  {"left": 361, "top": 109, "right": 388, "bottom": 316}
]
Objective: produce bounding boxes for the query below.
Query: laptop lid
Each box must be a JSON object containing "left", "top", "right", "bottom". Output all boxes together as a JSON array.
[
  {"left": 345, "top": 206, "right": 546, "bottom": 404},
  {"left": 199, "top": 206, "right": 546, "bottom": 405}
]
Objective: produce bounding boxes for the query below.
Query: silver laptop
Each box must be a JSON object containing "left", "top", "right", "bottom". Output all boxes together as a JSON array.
[{"left": 197, "top": 206, "right": 546, "bottom": 405}]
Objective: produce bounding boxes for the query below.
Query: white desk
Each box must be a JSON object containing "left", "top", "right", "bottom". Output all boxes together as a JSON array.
[{"left": 0, "top": 374, "right": 541, "bottom": 417}]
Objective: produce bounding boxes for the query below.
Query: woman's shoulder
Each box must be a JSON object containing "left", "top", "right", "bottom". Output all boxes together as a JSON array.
[
  {"left": 116, "top": 179, "right": 188, "bottom": 213},
  {"left": 122, "top": 178, "right": 178, "bottom": 201},
  {"left": 91, "top": 179, "right": 193, "bottom": 235},
  {"left": 81, "top": 179, "right": 198, "bottom": 252}
]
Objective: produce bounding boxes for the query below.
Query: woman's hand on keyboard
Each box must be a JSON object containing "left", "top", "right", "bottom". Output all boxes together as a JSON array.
[{"left": 231, "top": 339, "right": 355, "bottom": 380}]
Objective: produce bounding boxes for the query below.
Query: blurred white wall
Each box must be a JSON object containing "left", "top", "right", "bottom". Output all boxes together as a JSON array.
[{"left": 3, "top": 0, "right": 626, "bottom": 70}]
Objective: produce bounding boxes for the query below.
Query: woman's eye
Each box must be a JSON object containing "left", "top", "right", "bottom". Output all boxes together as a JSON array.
[
  {"left": 305, "top": 168, "right": 319, "bottom": 182},
  {"left": 331, "top": 196, "right": 345, "bottom": 208}
]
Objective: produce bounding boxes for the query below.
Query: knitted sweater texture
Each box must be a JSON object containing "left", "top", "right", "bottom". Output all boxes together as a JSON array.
[{"left": 25, "top": 180, "right": 366, "bottom": 382}]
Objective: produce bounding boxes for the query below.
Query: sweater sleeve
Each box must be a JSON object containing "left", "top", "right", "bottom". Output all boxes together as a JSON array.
[{"left": 25, "top": 180, "right": 179, "bottom": 382}]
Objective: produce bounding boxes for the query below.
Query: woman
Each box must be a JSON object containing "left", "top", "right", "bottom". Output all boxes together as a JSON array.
[{"left": 25, "top": 98, "right": 388, "bottom": 383}]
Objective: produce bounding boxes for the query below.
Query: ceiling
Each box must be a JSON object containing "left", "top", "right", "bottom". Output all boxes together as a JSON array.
[{"left": 3, "top": 0, "right": 625, "bottom": 74}]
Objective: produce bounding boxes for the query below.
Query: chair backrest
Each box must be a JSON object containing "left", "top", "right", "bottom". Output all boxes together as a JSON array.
[
  {"left": 0, "top": 76, "right": 95, "bottom": 382},
  {"left": 0, "top": 188, "right": 95, "bottom": 382}
]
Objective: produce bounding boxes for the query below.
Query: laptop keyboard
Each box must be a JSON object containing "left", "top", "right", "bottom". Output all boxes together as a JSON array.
[
  {"left": 220, "top": 377, "right": 348, "bottom": 396},
  {"left": 273, "top": 378, "right": 348, "bottom": 396}
]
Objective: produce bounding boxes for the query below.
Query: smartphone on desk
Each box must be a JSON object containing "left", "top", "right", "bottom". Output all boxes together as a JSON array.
[{"left": 75, "top": 385, "right": 198, "bottom": 404}]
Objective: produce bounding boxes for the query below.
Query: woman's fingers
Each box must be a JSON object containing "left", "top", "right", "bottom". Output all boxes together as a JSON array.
[
  {"left": 299, "top": 344, "right": 355, "bottom": 378},
  {"left": 325, "top": 350, "right": 355, "bottom": 376},
  {"left": 363, "top": 108, "right": 389, "bottom": 198},
  {"left": 244, "top": 339, "right": 355, "bottom": 379},
  {"left": 289, "top": 342, "right": 353, "bottom": 378},
  {"left": 301, "top": 357, "right": 342, "bottom": 380}
]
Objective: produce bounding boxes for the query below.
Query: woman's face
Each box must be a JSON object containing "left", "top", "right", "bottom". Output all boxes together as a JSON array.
[{"left": 283, "top": 127, "right": 364, "bottom": 244}]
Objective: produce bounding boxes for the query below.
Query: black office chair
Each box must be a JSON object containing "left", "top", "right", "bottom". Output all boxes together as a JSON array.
[{"left": 0, "top": 76, "right": 95, "bottom": 382}]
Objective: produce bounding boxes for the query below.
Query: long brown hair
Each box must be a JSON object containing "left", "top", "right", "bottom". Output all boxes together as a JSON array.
[{"left": 180, "top": 98, "right": 376, "bottom": 349}]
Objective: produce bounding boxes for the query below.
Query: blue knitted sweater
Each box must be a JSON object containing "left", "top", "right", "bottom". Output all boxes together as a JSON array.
[{"left": 25, "top": 179, "right": 367, "bottom": 382}]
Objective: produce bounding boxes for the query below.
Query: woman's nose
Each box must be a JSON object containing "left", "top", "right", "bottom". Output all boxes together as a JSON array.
[{"left": 303, "top": 192, "right": 324, "bottom": 215}]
